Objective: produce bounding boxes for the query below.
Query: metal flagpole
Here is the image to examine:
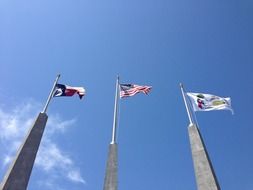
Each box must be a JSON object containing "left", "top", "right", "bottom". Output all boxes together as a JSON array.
[
  {"left": 111, "top": 76, "right": 120, "bottom": 144},
  {"left": 180, "top": 83, "right": 194, "bottom": 125},
  {"left": 42, "top": 74, "right": 61, "bottom": 114},
  {"left": 104, "top": 76, "right": 119, "bottom": 190}
]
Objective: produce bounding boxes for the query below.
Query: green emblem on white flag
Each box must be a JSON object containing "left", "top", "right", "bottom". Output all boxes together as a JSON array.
[{"left": 187, "top": 92, "right": 233, "bottom": 113}]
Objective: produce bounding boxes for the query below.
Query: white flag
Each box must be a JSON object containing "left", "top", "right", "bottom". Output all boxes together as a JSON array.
[{"left": 187, "top": 92, "right": 233, "bottom": 113}]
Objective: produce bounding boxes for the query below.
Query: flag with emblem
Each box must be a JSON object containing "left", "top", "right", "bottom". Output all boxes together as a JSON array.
[{"left": 187, "top": 92, "right": 233, "bottom": 113}]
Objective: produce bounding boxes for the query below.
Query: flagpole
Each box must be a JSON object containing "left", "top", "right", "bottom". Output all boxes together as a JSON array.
[
  {"left": 111, "top": 76, "right": 120, "bottom": 144},
  {"left": 180, "top": 83, "right": 194, "bottom": 125},
  {"left": 42, "top": 74, "right": 61, "bottom": 114}
]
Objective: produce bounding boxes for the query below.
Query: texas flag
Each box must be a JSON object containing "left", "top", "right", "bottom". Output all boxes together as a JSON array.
[{"left": 53, "top": 84, "right": 85, "bottom": 99}]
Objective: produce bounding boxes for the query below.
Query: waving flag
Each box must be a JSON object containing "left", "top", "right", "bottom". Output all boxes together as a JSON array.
[
  {"left": 53, "top": 84, "right": 85, "bottom": 99},
  {"left": 120, "top": 84, "right": 151, "bottom": 98},
  {"left": 187, "top": 92, "right": 233, "bottom": 113}
]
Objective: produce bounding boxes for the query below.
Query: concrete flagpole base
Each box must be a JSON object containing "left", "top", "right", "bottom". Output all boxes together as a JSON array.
[
  {"left": 188, "top": 124, "right": 220, "bottom": 190},
  {"left": 103, "top": 143, "right": 118, "bottom": 190},
  {"left": 0, "top": 112, "right": 48, "bottom": 190}
]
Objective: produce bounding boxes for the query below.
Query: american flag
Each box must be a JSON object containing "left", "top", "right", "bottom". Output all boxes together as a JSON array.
[{"left": 120, "top": 84, "right": 152, "bottom": 98}]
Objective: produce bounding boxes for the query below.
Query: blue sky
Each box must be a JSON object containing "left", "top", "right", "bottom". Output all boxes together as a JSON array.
[{"left": 0, "top": 0, "right": 253, "bottom": 189}]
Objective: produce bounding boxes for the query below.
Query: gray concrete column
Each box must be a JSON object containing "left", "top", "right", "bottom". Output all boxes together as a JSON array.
[
  {"left": 1, "top": 112, "right": 48, "bottom": 190},
  {"left": 103, "top": 143, "right": 118, "bottom": 190},
  {"left": 188, "top": 124, "right": 220, "bottom": 190}
]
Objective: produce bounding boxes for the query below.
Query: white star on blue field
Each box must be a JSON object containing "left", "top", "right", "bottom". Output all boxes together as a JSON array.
[{"left": 0, "top": 0, "right": 253, "bottom": 189}]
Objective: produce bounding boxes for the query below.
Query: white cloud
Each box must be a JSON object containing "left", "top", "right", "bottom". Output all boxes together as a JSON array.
[
  {"left": 67, "top": 170, "right": 86, "bottom": 184},
  {"left": 46, "top": 114, "right": 76, "bottom": 134},
  {"left": 0, "top": 100, "right": 85, "bottom": 189},
  {"left": 35, "top": 141, "right": 86, "bottom": 184},
  {"left": 3, "top": 155, "right": 12, "bottom": 167},
  {"left": 0, "top": 101, "right": 37, "bottom": 141}
]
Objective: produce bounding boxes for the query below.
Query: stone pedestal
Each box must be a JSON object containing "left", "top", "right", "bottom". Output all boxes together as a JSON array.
[
  {"left": 1, "top": 113, "right": 48, "bottom": 190},
  {"left": 188, "top": 124, "right": 220, "bottom": 190},
  {"left": 103, "top": 143, "right": 118, "bottom": 190}
]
